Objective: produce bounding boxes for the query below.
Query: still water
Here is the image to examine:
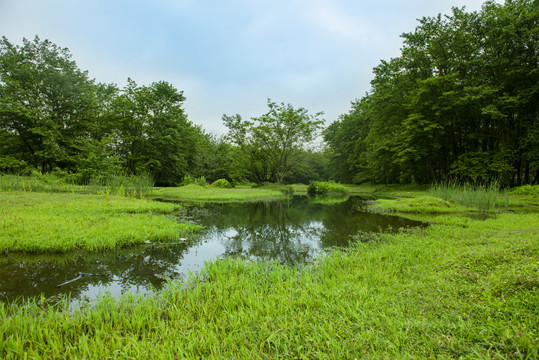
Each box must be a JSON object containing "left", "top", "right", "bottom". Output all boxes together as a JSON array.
[{"left": 0, "top": 196, "right": 423, "bottom": 303}]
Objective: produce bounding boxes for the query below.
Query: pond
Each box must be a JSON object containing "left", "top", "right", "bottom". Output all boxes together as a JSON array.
[{"left": 0, "top": 196, "right": 423, "bottom": 303}]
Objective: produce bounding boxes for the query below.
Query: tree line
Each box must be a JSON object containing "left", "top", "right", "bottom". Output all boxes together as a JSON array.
[
  {"left": 1, "top": 0, "right": 537, "bottom": 186},
  {"left": 325, "top": 0, "right": 537, "bottom": 186},
  {"left": 0, "top": 37, "right": 326, "bottom": 185}
]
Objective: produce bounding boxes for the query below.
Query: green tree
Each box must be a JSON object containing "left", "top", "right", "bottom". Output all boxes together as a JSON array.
[
  {"left": 111, "top": 79, "right": 197, "bottom": 185},
  {"left": 224, "top": 100, "right": 324, "bottom": 184},
  {"left": 0, "top": 36, "right": 98, "bottom": 174}
]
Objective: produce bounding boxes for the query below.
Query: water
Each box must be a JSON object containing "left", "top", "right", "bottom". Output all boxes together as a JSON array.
[{"left": 0, "top": 196, "right": 423, "bottom": 303}]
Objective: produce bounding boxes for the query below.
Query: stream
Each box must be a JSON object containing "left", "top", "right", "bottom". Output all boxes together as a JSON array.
[{"left": 0, "top": 196, "right": 424, "bottom": 303}]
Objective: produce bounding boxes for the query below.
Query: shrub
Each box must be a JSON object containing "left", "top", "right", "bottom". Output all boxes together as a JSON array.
[
  {"left": 511, "top": 184, "right": 539, "bottom": 196},
  {"left": 307, "top": 181, "right": 349, "bottom": 196},
  {"left": 211, "top": 179, "right": 234, "bottom": 188}
]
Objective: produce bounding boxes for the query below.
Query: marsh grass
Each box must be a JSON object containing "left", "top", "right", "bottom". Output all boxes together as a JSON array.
[
  {"left": 0, "top": 192, "right": 201, "bottom": 253},
  {"left": 0, "top": 174, "right": 80, "bottom": 193},
  {"left": 1, "top": 211, "right": 537, "bottom": 358},
  {"left": 88, "top": 172, "right": 155, "bottom": 198},
  {"left": 0, "top": 173, "right": 155, "bottom": 198},
  {"left": 429, "top": 181, "right": 500, "bottom": 211}
]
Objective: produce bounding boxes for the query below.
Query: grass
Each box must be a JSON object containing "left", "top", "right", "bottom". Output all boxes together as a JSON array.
[
  {"left": 151, "top": 184, "right": 285, "bottom": 202},
  {"left": 307, "top": 181, "right": 350, "bottom": 196},
  {"left": 0, "top": 209, "right": 537, "bottom": 358},
  {"left": 0, "top": 192, "right": 201, "bottom": 253},
  {"left": 429, "top": 182, "right": 500, "bottom": 211},
  {"left": 0, "top": 173, "right": 155, "bottom": 198}
]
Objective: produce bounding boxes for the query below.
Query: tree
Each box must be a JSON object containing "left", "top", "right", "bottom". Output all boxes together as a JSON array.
[
  {"left": 111, "top": 79, "right": 197, "bottom": 185},
  {"left": 0, "top": 36, "right": 98, "bottom": 174},
  {"left": 224, "top": 100, "right": 324, "bottom": 183}
]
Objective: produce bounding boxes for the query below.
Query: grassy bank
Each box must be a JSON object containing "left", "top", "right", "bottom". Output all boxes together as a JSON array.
[
  {"left": 1, "top": 204, "right": 537, "bottom": 358},
  {"left": 0, "top": 192, "right": 201, "bottom": 253},
  {"left": 151, "top": 184, "right": 285, "bottom": 202}
]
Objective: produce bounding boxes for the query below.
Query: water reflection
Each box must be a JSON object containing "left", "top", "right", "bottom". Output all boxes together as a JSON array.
[{"left": 0, "top": 196, "right": 423, "bottom": 303}]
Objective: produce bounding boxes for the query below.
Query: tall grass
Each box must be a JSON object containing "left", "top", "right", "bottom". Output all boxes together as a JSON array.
[
  {"left": 0, "top": 174, "right": 79, "bottom": 193},
  {"left": 88, "top": 172, "right": 155, "bottom": 198},
  {"left": 1, "top": 173, "right": 155, "bottom": 198},
  {"left": 429, "top": 181, "right": 500, "bottom": 211}
]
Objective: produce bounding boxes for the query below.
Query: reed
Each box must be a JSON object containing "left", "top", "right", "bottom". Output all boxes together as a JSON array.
[{"left": 429, "top": 181, "right": 500, "bottom": 211}]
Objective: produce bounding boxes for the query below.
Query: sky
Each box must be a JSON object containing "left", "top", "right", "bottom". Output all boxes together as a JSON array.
[{"left": 0, "top": 0, "right": 493, "bottom": 135}]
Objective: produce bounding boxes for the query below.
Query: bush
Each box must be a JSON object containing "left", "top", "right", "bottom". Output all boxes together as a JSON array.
[
  {"left": 307, "top": 181, "right": 349, "bottom": 196},
  {"left": 211, "top": 179, "right": 234, "bottom": 188},
  {"left": 511, "top": 184, "right": 539, "bottom": 196}
]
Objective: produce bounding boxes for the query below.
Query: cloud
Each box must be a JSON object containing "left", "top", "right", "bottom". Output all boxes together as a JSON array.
[{"left": 303, "top": 2, "right": 376, "bottom": 44}]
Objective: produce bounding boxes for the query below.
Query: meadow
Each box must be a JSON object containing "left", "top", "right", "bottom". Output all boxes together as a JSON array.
[
  {"left": 0, "top": 191, "right": 201, "bottom": 253},
  {"left": 0, "top": 180, "right": 537, "bottom": 358}
]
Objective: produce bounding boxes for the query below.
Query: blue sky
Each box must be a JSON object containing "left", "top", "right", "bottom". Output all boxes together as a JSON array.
[{"left": 1, "top": 0, "right": 492, "bottom": 135}]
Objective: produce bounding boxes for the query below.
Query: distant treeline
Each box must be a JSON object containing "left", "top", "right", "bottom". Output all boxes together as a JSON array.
[
  {"left": 0, "top": 37, "right": 326, "bottom": 185},
  {"left": 325, "top": 0, "right": 537, "bottom": 186},
  {"left": 1, "top": 0, "right": 537, "bottom": 186}
]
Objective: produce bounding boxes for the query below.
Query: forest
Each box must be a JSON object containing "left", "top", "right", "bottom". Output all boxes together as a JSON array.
[{"left": 1, "top": 0, "right": 537, "bottom": 187}]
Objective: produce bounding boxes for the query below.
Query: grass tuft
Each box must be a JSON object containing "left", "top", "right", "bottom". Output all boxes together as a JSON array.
[{"left": 429, "top": 181, "right": 500, "bottom": 211}]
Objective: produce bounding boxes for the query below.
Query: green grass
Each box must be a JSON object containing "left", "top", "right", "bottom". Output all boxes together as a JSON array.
[
  {"left": 0, "top": 210, "right": 537, "bottom": 358},
  {"left": 307, "top": 181, "right": 350, "bottom": 196},
  {"left": 151, "top": 184, "right": 285, "bottom": 202},
  {"left": 0, "top": 192, "right": 201, "bottom": 253},
  {"left": 429, "top": 182, "right": 500, "bottom": 211},
  {"left": 373, "top": 195, "right": 473, "bottom": 214}
]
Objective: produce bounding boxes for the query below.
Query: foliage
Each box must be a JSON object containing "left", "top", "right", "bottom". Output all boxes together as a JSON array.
[
  {"left": 1, "top": 211, "right": 537, "bottom": 358},
  {"left": 511, "top": 184, "right": 539, "bottom": 196},
  {"left": 0, "top": 192, "right": 201, "bottom": 253},
  {"left": 223, "top": 99, "right": 324, "bottom": 184},
  {"left": 325, "top": 0, "right": 538, "bottom": 186},
  {"left": 211, "top": 178, "right": 233, "bottom": 188},
  {"left": 307, "top": 181, "right": 349, "bottom": 196}
]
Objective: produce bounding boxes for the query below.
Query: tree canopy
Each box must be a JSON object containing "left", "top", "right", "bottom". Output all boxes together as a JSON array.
[{"left": 325, "top": 0, "right": 538, "bottom": 185}]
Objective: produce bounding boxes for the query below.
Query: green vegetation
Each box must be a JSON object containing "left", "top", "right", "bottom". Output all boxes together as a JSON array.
[
  {"left": 511, "top": 185, "right": 539, "bottom": 196},
  {"left": 211, "top": 178, "right": 233, "bottom": 188},
  {"left": 151, "top": 184, "right": 284, "bottom": 202},
  {"left": 0, "top": 192, "right": 201, "bottom": 253},
  {"left": 374, "top": 195, "right": 470, "bottom": 214},
  {"left": 1, "top": 204, "right": 537, "bottom": 358},
  {"left": 324, "top": 0, "right": 537, "bottom": 186},
  {"left": 307, "top": 181, "right": 349, "bottom": 196},
  {"left": 429, "top": 182, "right": 501, "bottom": 211}
]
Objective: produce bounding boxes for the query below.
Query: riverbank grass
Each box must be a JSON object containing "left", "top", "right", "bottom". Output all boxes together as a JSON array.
[
  {"left": 1, "top": 207, "right": 537, "bottom": 358},
  {"left": 151, "top": 184, "right": 284, "bottom": 202},
  {"left": 0, "top": 192, "right": 201, "bottom": 253}
]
